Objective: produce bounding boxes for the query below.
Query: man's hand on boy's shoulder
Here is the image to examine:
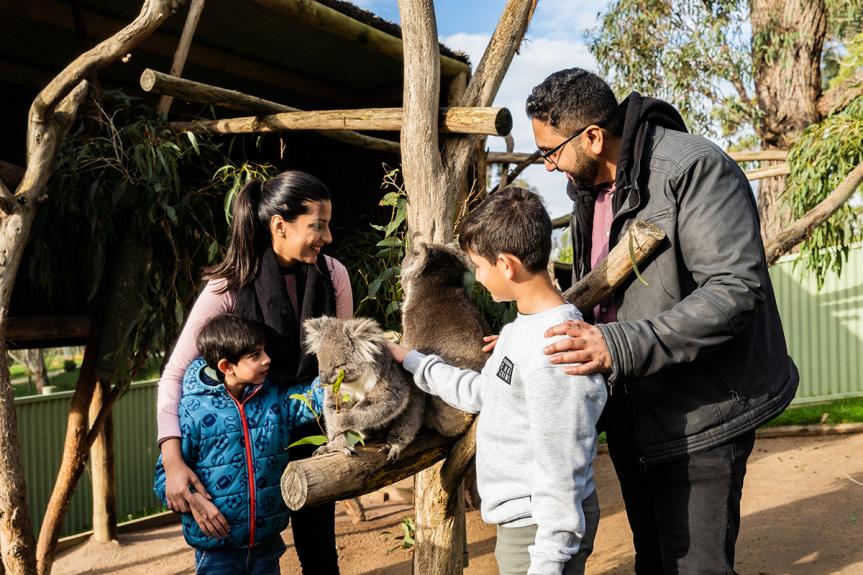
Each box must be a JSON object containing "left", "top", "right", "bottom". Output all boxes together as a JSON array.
[
  {"left": 544, "top": 319, "right": 612, "bottom": 376},
  {"left": 189, "top": 492, "right": 230, "bottom": 539}
]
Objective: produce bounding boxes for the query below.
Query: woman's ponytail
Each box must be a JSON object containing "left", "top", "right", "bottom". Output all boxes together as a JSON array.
[{"left": 204, "top": 178, "right": 266, "bottom": 293}]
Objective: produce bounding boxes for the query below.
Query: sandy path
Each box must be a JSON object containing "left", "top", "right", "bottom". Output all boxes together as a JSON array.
[{"left": 54, "top": 432, "right": 863, "bottom": 574}]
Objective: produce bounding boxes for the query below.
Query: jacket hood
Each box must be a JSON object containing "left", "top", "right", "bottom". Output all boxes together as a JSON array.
[
  {"left": 615, "top": 91, "right": 688, "bottom": 190},
  {"left": 181, "top": 358, "right": 231, "bottom": 397}
]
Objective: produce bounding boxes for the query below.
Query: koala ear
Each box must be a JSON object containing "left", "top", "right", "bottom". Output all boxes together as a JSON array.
[
  {"left": 343, "top": 317, "right": 383, "bottom": 363},
  {"left": 303, "top": 316, "right": 331, "bottom": 353}
]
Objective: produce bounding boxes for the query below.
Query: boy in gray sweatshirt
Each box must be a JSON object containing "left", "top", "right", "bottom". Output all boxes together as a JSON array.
[{"left": 387, "top": 188, "right": 607, "bottom": 575}]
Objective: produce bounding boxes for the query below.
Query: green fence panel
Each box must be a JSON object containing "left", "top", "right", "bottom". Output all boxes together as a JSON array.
[
  {"left": 770, "top": 245, "right": 863, "bottom": 403},
  {"left": 15, "top": 380, "right": 163, "bottom": 538}
]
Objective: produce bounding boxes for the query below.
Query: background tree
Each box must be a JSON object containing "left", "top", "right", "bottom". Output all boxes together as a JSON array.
[{"left": 589, "top": 0, "right": 863, "bottom": 280}]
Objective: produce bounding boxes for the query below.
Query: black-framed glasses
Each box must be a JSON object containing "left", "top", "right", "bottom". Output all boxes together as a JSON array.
[{"left": 539, "top": 119, "right": 607, "bottom": 166}]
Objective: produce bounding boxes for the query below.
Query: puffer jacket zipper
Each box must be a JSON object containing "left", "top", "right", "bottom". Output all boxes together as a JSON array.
[{"left": 227, "top": 386, "right": 264, "bottom": 549}]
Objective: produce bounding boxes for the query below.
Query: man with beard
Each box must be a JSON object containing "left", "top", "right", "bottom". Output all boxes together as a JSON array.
[{"left": 526, "top": 68, "right": 799, "bottom": 573}]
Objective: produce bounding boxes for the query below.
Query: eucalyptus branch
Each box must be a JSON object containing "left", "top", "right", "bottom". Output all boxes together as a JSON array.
[
  {"left": 764, "top": 161, "right": 863, "bottom": 266},
  {"left": 817, "top": 67, "right": 863, "bottom": 116}
]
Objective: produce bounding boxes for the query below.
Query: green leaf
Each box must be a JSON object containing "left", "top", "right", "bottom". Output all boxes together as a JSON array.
[
  {"left": 332, "top": 368, "right": 345, "bottom": 397},
  {"left": 345, "top": 430, "right": 365, "bottom": 448},
  {"left": 290, "top": 393, "right": 315, "bottom": 415},
  {"left": 184, "top": 131, "right": 200, "bottom": 155},
  {"left": 288, "top": 434, "right": 328, "bottom": 448},
  {"left": 341, "top": 392, "right": 352, "bottom": 404},
  {"left": 628, "top": 230, "right": 649, "bottom": 287},
  {"left": 376, "top": 237, "right": 403, "bottom": 248}
]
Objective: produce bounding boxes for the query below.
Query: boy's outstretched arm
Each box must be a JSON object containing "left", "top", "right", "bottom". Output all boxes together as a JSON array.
[
  {"left": 388, "top": 342, "right": 485, "bottom": 413},
  {"left": 524, "top": 366, "right": 607, "bottom": 574}
]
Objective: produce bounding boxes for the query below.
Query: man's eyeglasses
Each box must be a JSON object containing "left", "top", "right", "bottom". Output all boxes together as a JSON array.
[{"left": 539, "top": 119, "right": 606, "bottom": 166}]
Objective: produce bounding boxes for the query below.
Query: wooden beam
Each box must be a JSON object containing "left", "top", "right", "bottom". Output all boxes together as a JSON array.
[
  {"left": 250, "top": 0, "right": 469, "bottom": 79},
  {"left": 745, "top": 164, "right": 790, "bottom": 180},
  {"left": 487, "top": 149, "right": 790, "bottom": 165},
  {"left": 5, "top": 316, "right": 90, "bottom": 344},
  {"left": 1, "top": 0, "right": 350, "bottom": 106},
  {"left": 157, "top": 0, "right": 206, "bottom": 117},
  {"left": 141, "top": 69, "right": 400, "bottom": 154},
  {"left": 169, "top": 107, "right": 513, "bottom": 136}
]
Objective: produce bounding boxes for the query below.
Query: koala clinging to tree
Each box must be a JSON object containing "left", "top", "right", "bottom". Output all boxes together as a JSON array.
[
  {"left": 303, "top": 316, "right": 425, "bottom": 462},
  {"left": 401, "top": 242, "right": 492, "bottom": 437}
]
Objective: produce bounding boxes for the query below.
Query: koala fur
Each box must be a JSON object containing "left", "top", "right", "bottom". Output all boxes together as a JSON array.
[
  {"left": 400, "top": 242, "right": 491, "bottom": 437},
  {"left": 303, "top": 316, "right": 424, "bottom": 462}
]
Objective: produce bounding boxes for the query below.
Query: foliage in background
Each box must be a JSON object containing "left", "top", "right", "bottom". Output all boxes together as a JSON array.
[
  {"left": 588, "top": 0, "right": 861, "bottom": 139},
  {"left": 27, "top": 91, "right": 243, "bottom": 375},
  {"left": 786, "top": 96, "right": 863, "bottom": 286}
]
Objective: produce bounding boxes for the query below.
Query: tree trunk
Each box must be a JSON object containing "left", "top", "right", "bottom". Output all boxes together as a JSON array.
[
  {"left": 36, "top": 328, "right": 101, "bottom": 575},
  {"left": 26, "top": 349, "right": 50, "bottom": 394},
  {"left": 89, "top": 378, "right": 117, "bottom": 543},
  {"left": 750, "top": 0, "right": 827, "bottom": 241}
]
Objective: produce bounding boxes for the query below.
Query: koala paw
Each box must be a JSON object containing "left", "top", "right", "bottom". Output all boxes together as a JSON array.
[
  {"left": 379, "top": 443, "right": 403, "bottom": 462},
  {"left": 314, "top": 437, "right": 357, "bottom": 457}
]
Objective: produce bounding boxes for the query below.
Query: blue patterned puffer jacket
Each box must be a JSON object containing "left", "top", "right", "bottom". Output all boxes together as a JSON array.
[{"left": 154, "top": 358, "right": 323, "bottom": 550}]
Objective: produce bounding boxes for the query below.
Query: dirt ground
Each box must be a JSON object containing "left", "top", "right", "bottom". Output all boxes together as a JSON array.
[{"left": 54, "top": 432, "right": 863, "bottom": 574}]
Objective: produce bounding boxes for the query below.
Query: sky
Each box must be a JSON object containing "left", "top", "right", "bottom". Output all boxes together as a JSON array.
[{"left": 351, "top": 0, "right": 608, "bottom": 218}]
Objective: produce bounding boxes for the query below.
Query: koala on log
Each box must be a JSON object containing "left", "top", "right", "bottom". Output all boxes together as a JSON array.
[
  {"left": 303, "top": 316, "right": 424, "bottom": 462},
  {"left": 400, "top": 242, "right": 491, "bottom": 437}
]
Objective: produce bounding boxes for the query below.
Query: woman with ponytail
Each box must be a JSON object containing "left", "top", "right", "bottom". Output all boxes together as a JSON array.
[{"left": 157, "top": 170, "right": 351, "bottom": 573}]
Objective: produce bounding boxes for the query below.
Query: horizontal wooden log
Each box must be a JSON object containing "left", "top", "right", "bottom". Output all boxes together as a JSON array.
[
  {"left": 281, "top": 430, "right": 453, "bottom": 510},
  {"left": 487, "top": 149, "right": 789, "bottom": 165},
  {"left": 563, "top": 221, "right": 666, "bottom": 310},
  {"left": 744, "top": 164, "right": 790, "bottom": 181},
  {"left": 251, "top": 0, "right": 469, "bottom": 79},
  {"left": 141, "top": 69, "right": 399, "bottom": 154},
  {"left": 169, "top": 107, "right": 513, "bottom": 136},
  {"left": 5, "top": 316, "right": 90, "bottom": 344}
]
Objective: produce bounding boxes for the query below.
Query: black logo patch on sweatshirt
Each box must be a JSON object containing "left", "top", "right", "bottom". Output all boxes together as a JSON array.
[{"left": 496, "top": 356, "right": 514, "bottom": 384}]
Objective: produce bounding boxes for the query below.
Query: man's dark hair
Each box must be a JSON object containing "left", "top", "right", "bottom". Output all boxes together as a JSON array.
[
  {"left": 526, "top": 68, "right": 623, "bottom": 136},
  {"left": 196, "top": 314, "right": 267, "bottom": 371},
  {"left": 458, "top": 187, "right": 551, "bottom": 273}
]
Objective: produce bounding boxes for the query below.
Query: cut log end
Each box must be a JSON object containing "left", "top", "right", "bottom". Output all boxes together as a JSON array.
[
  {"left": 280, "top": 462, "right": 309, "bottom": 511},
  {"left": 494, "top": 108, "right": 513, "bottom": 136},
  {"left": 139, "top": 69, "right": 156, "bottom": 92}
]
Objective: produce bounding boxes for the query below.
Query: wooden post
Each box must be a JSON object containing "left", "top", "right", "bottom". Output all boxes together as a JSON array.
[
  {"left": 157, "top": 0, "right": 206, "bottom": 117},
  {"left": 141, "top": 69, "right": 400, "bottom": 154},
  {"left": 89, "top": 378, "right": 117, "bottom": 543},
  {"left": 168, "top": 106, "right": 513, "bottom": 136}
]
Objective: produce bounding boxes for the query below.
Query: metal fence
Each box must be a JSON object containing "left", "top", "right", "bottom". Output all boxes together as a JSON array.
[
  {"left": 770, "top": 244, "right": 863, "bottom": 403},
  {"left": 11, "top": 246, "right": 863, "bottom": 538},
  {"left": 15, "top": 380, "right": 163, "bottom": 537}
]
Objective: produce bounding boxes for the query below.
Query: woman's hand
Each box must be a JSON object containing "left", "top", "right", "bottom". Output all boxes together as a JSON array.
[
  {"left": 386, "top": 341, "right": 411, "bottom": 364},
  {"left": 481, "top": 335, "right": 499, "bottom": 353},
  {"left": 161, "top": 438, "right": 211, "bottom": 513},
  {"left": 189, "top": 492, "right": 230, "bottom": 539}
]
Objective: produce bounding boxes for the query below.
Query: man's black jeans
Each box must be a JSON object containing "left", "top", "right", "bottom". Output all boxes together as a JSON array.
[{"left": 606, "top": 399, "right": 756, "bottom": 574}]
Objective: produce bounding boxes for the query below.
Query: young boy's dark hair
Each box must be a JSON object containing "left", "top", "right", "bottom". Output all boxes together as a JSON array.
[
  {"left": 458, "top": 187, "right": 552, "bottom": 273},
  {"left": 195, "top": 314, "right": 267, "bottom": 372}
]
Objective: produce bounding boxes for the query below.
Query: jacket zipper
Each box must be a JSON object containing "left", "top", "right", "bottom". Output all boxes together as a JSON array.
[{"left": 227, "top": 386, "right": 264, "bottom": 549}]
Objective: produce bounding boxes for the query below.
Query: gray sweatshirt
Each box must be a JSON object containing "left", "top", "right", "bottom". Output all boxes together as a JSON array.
[{"left": 403, "top": 303, "right": 607, "bottom": 575}]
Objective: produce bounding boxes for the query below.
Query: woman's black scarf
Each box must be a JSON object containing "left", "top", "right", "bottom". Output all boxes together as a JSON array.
[{"left": 234, "top": 247, "right": 336, "bottom": 385}]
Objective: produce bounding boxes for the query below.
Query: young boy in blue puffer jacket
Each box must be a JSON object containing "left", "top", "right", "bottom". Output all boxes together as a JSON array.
[{"left": 153, "top": 314, "right": 323, "bottom": 574}]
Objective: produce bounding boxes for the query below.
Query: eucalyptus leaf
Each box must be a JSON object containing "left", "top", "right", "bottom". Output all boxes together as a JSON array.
[{"left": 288, "top": 435, "right": 328, "bottom": 448}]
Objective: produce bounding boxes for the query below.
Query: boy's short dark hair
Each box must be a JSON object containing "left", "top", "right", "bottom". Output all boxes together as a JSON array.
[
  {"left": 526, "top": 68, "right": 623, "bottom": 137},
  {"left": 458, "top": 187, "right": 551, "bottom": 273},
  {"left": 196, "top": 314, "right": 267, "bottom": 370}
]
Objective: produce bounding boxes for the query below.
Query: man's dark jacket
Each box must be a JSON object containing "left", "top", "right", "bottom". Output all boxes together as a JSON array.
[{"left": 568, "top": 92, "right": 799, "bottom": 466}]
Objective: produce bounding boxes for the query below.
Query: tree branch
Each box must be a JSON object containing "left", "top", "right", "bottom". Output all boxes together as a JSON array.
[
  {"left": 0, "top": 178, "right": 14, "bottom": 215},
  {"left": 32, "top": 0, "right": 184, "bottom": 122},
  {"left": 817, "top": 68, "right": 863, "bottom": 117},
  {"left": 441, "top": 0, "right": 536, "bottom": 185},
  {"left": 764, "top": 161, "right": 863, "bottom": 266}
]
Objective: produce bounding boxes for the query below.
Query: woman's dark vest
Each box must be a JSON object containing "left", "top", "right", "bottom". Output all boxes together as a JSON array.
[{"left": 234, "top": 247, "right": 336, "bottom": 385}]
